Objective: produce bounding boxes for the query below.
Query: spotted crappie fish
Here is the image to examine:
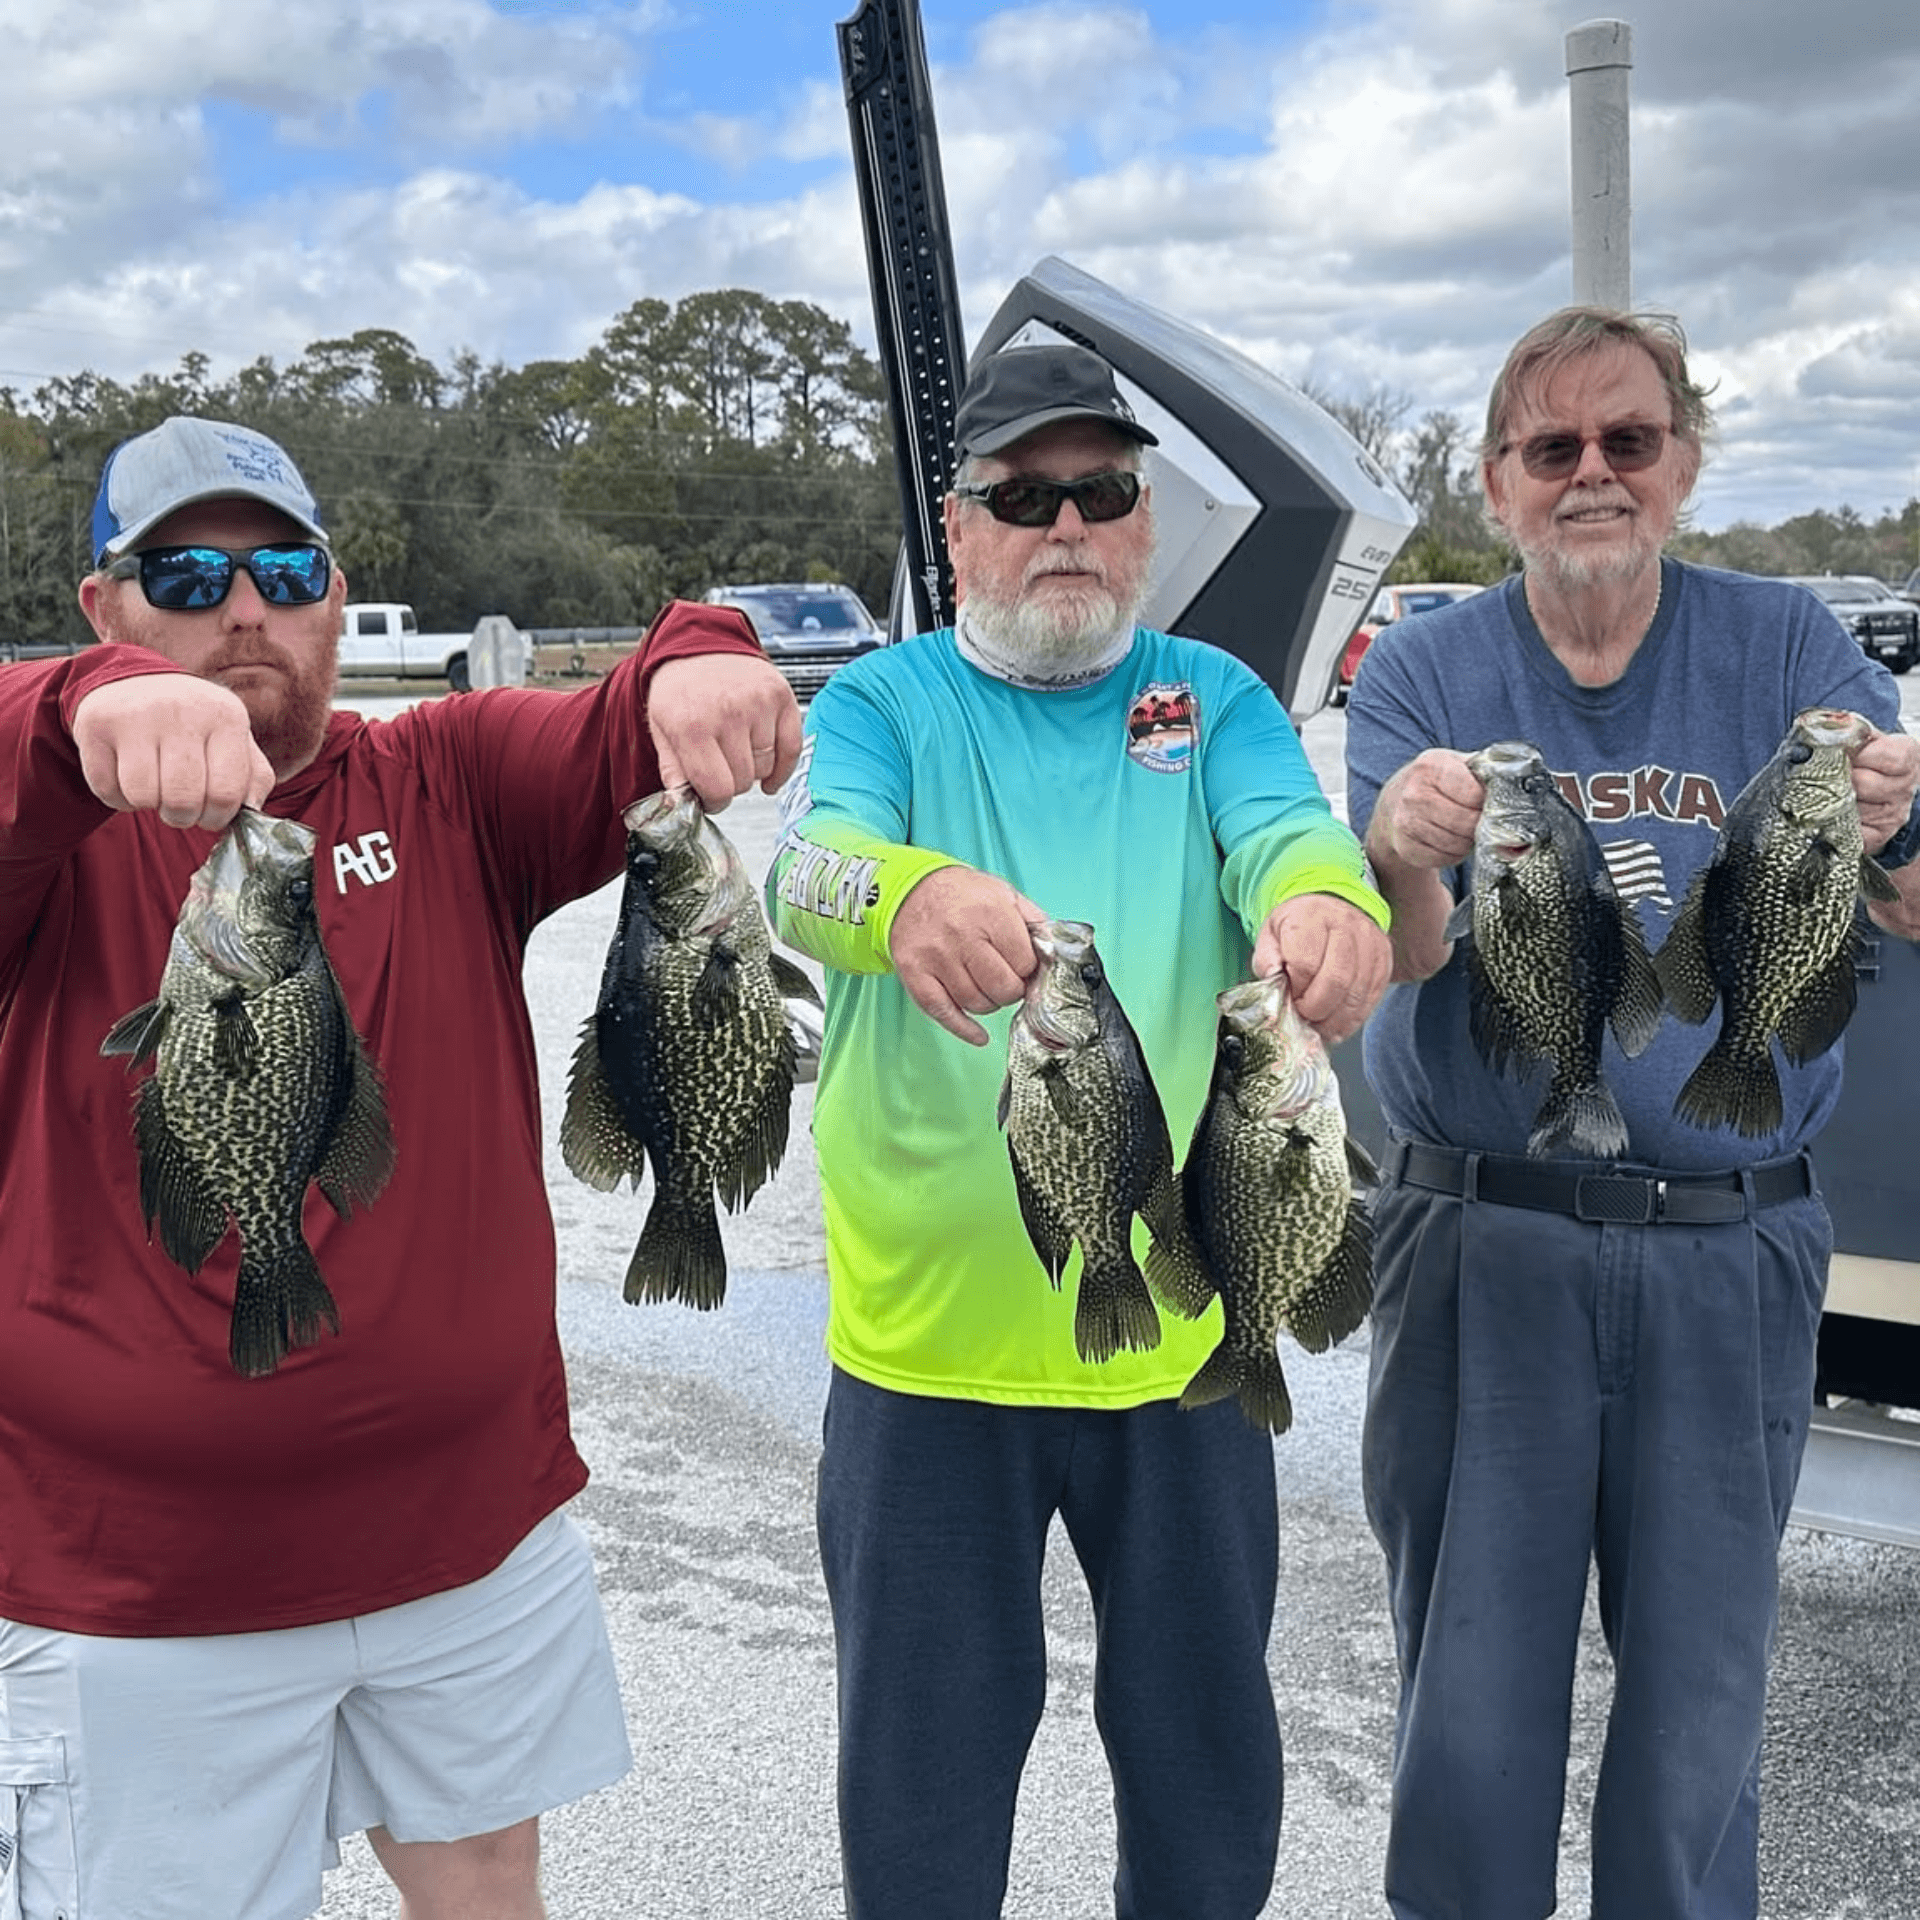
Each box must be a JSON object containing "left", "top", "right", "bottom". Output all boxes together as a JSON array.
[
  {"left": 100, "top": 809, "right": 395, "bottom": 1378},
  {"left": 1151, "top": 975, "right": 1374, "bottom": 1436},
  {"left": 1445, "top": 741, "right": 1664, "bottom": 1157},
  {"left": 560, "top": 788, "right": 822, "bottom": 1309},
  {"left": 997, "top": 919, "right": 1206, "bottom": 1365},
  {"left": 1656, "top": 708, "right": 1898, "bottom": 1137}
]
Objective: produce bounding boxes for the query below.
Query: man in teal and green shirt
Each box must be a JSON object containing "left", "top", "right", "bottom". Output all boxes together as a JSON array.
[{"left": 769, "top": 341, "right": 1390, "bottom": 1919}]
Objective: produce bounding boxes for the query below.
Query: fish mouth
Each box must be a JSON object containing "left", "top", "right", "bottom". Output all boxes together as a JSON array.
[{"left": 180, "top": 810, "right": 314, "bottom": 986}]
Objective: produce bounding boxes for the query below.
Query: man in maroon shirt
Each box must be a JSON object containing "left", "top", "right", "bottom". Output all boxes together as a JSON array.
[{"left": 0, "top": 417, "right": 801, "bottom": 1920}]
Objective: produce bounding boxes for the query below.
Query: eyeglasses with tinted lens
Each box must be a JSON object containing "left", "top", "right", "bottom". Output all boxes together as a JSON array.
[
  {"left": 951, "top": 470, "right": 1142, "bottom": 528},
  {"left": 104, "top": 543, "right": 333, "bottom": 611},
  {"left": 1505, "top": 424, "right": 1668, "bottom": 481}
]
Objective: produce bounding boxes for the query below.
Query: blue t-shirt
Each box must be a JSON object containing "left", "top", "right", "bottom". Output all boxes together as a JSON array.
[{"left": 1345, "top": 558, "right": 1900, "bottom": 1169}]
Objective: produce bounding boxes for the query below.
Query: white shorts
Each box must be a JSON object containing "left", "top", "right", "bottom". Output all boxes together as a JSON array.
[{"left": 0, "top": 1509, "right": 631, "bottom": 1920}]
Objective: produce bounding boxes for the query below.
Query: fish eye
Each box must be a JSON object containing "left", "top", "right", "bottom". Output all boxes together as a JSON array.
[
  {"left": 1221, "top": 1033, "right": 1245, "bottom": 1066},
  {"left": 1079, "top": 963, "right": 1103, "bottom": 989},
  {"left": 1787, "top": 743, "right": 1814, "bottom": 766},
  {"left": 287, "top": 878, "right": 312, "bottom": 911}
]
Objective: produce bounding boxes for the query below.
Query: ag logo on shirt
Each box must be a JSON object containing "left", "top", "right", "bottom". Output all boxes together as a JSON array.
[{"left": 1125, "top": 682, "right": 1198, "bottom": 774}]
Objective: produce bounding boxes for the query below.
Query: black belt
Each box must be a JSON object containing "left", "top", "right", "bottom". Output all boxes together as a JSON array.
[{"left": 1388, "top": 1141, "right": 1815, "bottom": 1226}]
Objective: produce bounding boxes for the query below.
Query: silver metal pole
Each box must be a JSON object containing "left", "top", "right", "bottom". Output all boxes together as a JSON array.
[{"left": 1565, "top": 19, "right": 1632, "bottom": 309}]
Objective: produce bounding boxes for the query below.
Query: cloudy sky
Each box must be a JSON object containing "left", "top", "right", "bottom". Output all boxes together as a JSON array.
[{"left": 4, "top": 0, "right": 1917, "bottom": 534}]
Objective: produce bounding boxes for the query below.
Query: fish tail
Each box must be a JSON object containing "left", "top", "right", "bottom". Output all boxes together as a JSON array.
[
  {"left": 1180, "top": 1338, "right": 1294, "bottom": 1436},
  {"left": 1675, "top": 1040, "right": 1784, "bottom": 1139},
  {"left": 625, "top": 1183, "right": 728, "bottom": 1310},
  {"left": 1073, "top": 1257, "right": 1162, "bottom": 1364},
  {"left": 1529, "top": 1080, "right": 1630, "bottom": 1159},
  {"left": 229, "top": 1240, "right": 341, "bottom": 1379}
]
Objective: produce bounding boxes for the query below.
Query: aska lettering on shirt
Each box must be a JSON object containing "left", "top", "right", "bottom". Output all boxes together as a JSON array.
[{"left": 1546, "top": 761, "right": 1727, "bottom": 915}]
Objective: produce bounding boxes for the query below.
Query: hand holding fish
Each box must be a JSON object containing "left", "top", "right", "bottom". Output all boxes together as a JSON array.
[
  {"left": 1850, "top": 722, "right": 1920, "bottom": 855},
  {"left": 890, "top": 865, "right": 1045, "bottom": 1046},
  {"left": 1250, "top": 895, "right": 1392, "bottom": 1046},
  {"left": 72, "top": 672, "right": 276, "bottom": 832},
  {"left": 646, "top": 652, "right": 803, "bottom": 812},
  {"left": 1367, "top": 748, "right": 1486, "bottom": 870}
]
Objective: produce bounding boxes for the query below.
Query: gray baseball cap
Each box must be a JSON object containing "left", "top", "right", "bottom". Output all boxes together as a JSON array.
[
  {"left": 91, "top": 416, "right": 329, "bottom": 565},
  {"left": 953, "top": 343, "right": 1158, "bottom": 461}
]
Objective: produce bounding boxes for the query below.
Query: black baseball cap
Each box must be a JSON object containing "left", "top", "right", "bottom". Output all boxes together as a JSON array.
[{"left": 953, "top": 343, "right": 1158, "bottom": 460}]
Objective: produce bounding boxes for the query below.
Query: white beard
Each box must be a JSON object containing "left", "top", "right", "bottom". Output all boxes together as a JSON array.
[{"left": 956, "top": 575, "right": 1144, "bottom": 688}]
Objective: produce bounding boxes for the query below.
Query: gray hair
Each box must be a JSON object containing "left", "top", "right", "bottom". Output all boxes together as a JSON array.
[{"left": 1479, "top": 306, "right": 1716, "bottom": 466}]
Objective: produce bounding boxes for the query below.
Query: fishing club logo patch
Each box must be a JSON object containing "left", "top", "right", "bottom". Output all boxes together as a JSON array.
[{"left": 1125, "top": 682, "right": 1198, "bottom": 774}]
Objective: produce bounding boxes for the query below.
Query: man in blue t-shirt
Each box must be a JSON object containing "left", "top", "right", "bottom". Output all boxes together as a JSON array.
[{"left": 1347, "top": 307, "right": 1920, "bottom": 1920}]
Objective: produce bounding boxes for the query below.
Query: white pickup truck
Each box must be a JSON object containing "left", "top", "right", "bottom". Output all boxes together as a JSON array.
[{"left": 337, "top": 602, "right": 526, "bottom": 692}]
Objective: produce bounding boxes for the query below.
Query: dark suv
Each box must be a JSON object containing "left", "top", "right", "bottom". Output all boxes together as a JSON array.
[
  {"left": 701, "top": 583, "right": 885, "bottom": 700},
  {"left": 1786, "top": 575, "right": 1920, "bottom": 675}
]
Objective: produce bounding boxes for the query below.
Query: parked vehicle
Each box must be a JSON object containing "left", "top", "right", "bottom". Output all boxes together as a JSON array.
[
  {"left": 336, "top": 602, "right": 502, "bottom": 691},
  {"left": 1894, "top": 566, "right": 1920, "bottom": 607},
  {"left": 1332, "top": 582, "right": 1484, "bottom": 705},
  {"left": 1784, "top": 575, "right": 1920, "bottom": 675},
  {"left": 701, "top": 582, "right": 885, "bottom": 700}
]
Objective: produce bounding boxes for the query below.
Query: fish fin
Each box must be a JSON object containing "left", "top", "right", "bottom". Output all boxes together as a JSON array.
[
  {"left": 1463, "top": 939, "right": 1538, "bottom": 1078},
  {"left": 1072, "top": 1254, "right": 1162, "bottom": 1365},
  {"left": 1776, "top": 936, "right": 1860, "bottom": 1068},
  {"left": 228, "top": 1238, "right": 340, "bottom": 1379},
  {"left": 209, "top": 992, "right": 260, "bottom": 1078},
  {"left": 131, "top": 1080, "right": 229, "bottom": 1273},
  {"left": 100, "top": 999, "right": 170, "bottom": 1064},
  {"left": 1609, "top": 905, "right": 1666, "bottom": 1059},
  {"left": 1786, "top": 832, "right": 1847, "bottom": 906},
  {"left": 1529, "top": 1079, "right": 1630, "bottom": 1158},
  {"left": 1038, "top": 1055, "right": 1081, "bottom": 1127},
  {"left": 995, "top": 1071, "right": 1012, "bottom": 1132},
  {"left": 768, "top": 952, "right": 824, "bottom": 1006},
  {"left": 1142, "top": 1170, "right": 1217, "bottom": 1318},
  {"left": 1345, "top": 1133, "right": 1382, "bottom": 1189},
  {"left": 713, "top": 1035, "right": 795, "bottom": 1213},
  {"left": 560, "top": 1017, "right": 651, "bottom": 1193},
  {"left": 1652, "top": 872, "right": 1719, "bottom": 1025},
  {"left": 1441, "top": 891, "right": 1473, "bottom": 945},
  {"left": 1860, "top": 853, "right": 1901, "bottom": 905},
  {"left": 1180, "top": 1337, "right": 1294, "bottom": 1436},
  {"left": 1006, "top": 1140, "right": 1074, "bottom": 1285},
  {"left": 1287, "top": 1202, "right": 1375, "bottom": 1354},
  {"left": 1489, "top": 868, "right": 1543, "bottom": 937},
  {"left": 689, "top": 943, "right": 743, "bottom": 1028},
  {"left": 625, "top": 1179, "right": 728, "bottom": 1309},
  {"left": 1674, "top": 1039, "right": 1783, "bottom": 1139},
  {"left": 316, "top": 1030, "right": 397, "bottom": 1217}
]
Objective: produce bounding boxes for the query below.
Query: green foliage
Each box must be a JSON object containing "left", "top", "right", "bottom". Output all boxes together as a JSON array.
[{"left": 0, "top": 292, "right": 905, "bottom": 645}]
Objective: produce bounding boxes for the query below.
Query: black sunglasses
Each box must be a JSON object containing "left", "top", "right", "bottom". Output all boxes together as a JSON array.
[
  {"left": 951, "top": 469, "right": 1142, "bottom": 528},
  {"left": 1503, "top": 423, "right": 1668, "bottom": 481},
  {"left": 104, "top": 543, "right": 333, "bottom": 611}
]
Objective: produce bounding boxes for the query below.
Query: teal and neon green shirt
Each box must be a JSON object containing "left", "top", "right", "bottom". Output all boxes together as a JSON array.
[{"left": 768, "top": 626, "right": 1385, "bottom": 1407}]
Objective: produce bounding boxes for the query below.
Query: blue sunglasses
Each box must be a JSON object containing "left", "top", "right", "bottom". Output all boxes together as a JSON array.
[{"left": 104, "top": 543, "right": 333, "bottom": 611}]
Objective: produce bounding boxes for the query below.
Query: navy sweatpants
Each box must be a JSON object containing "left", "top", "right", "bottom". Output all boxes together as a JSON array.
[
  {"left": 1362, "top": 1168, "right": 1831, "bottom": 1920},
  {"left": 816, "top": 1368, "right": 1282, "bottom": 1920}
]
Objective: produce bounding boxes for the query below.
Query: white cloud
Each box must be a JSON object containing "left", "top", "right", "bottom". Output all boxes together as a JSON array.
[{"left": 0, "top": 0, "right": 1916, "bottom": 528}]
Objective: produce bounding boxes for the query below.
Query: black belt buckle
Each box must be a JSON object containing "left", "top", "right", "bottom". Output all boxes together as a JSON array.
[{"left": 1574, "top": 1174, "right": 1661, "bottom": 1225}]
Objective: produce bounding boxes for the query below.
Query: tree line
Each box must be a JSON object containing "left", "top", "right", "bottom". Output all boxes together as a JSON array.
[
  {"left": 4, "top": 305, "right": 1914, "bottom": 650},
  {"left": 0, "top": 290, "right": 902, "bottom": 647}
]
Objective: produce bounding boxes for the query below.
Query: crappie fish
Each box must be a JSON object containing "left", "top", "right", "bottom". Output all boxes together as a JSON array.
[
  {"left": 1153, "top": 975, "right": 1374, "bottom": 1436},
  {"left": 996, "top": 919, "right": 1205, "bottom": 1365},
  {"left": 100, "top": 809, "right": 395, "bottom": 1378},
  {"left": 560, "top": 788, "right": 822, "bottom": 1308},
  {"left": 1444, "top": 741, "right": 1664, "bottom": 1157},
  {"left": 1656, "top": 708, "right": 1898, "bottom": 1137}
]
